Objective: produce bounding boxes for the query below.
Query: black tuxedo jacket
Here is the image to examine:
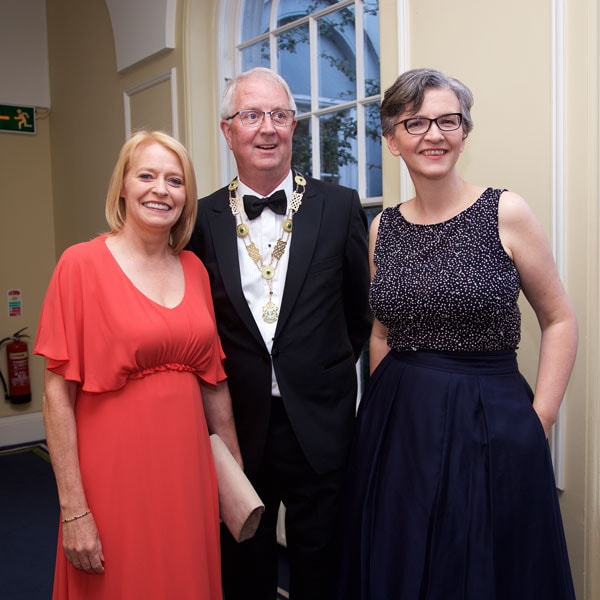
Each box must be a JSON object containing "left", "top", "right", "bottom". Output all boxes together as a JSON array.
[{"left": 189, "top": 176, "right": 371, "bottom": 476}]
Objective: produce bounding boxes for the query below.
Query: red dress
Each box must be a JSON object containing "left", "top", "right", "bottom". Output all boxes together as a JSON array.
[{"left": 34, "top": 235, "right": 226, "bottom": 599}]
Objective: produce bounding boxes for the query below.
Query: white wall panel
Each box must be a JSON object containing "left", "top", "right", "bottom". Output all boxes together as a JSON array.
[
  {"left": 105, "top": 0, "right": 176, "bottom": 71},
  {"left": 0, "top": 0, "right": 50, "bottom": 107}
]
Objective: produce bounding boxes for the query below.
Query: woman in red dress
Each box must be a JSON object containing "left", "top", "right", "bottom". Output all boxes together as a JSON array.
[{"left": 35, "top": 131, "right": 241, "bottom": 599}]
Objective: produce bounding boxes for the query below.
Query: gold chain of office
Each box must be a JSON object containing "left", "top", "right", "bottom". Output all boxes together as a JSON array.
[{"left": 228, "top": 171, "right": 306, "bottom": 323}]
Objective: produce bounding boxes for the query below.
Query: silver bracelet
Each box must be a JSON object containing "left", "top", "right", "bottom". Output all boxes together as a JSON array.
[{"left": 61, "top": 509, "right": 91, "bottom": 524}]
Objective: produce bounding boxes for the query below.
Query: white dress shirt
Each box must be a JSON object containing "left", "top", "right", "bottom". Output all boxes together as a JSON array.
[{"left": 236, "top": 171, "right": 294, "bottom": 397}]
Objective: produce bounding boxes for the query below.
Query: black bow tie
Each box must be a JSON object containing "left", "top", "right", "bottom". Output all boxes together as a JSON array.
[{"left": 243, "top": 190, "right": 287, "bottom": 220}]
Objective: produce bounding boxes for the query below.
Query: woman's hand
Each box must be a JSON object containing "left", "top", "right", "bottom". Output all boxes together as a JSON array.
[
  {"left": 62, "top": 512, "right": 105, "bottom": 574},
  {"left": 533, "top": 405, "right": 555, "bottom": 439},
  {"left": 43, "top": 368, "right": 105, "bottom": 574}
]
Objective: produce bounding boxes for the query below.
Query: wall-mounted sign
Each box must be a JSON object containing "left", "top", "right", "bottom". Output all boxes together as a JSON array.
[
  {"left": 7, "top": 289, "right": 22, "bottom": 317},
  {"left": 0, "top": 104, "right": 36, "bottom": 134}
]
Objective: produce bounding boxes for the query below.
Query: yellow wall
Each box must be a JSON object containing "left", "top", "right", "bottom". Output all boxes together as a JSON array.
[
  {"left": 0, "top": 117, "right": 55, "bottom": 417},
  {"left": 562, "top": 0, "right": 600, "bottom": 595},
  {"left": 0, "top": 0, "right": 188, "bottom": 419},
  {"left": 46, "top": 0, "right": 188, "bottom": 255}
]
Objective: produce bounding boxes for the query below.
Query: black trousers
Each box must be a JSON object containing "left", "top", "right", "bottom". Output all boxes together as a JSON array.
[{"left": 221, "top": 396, "right": 346, "bottom": 600}]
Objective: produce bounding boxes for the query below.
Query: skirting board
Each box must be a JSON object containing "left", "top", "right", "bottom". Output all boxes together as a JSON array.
[{"left": 0, "top": 412, "right": 45, "bottom": 448}]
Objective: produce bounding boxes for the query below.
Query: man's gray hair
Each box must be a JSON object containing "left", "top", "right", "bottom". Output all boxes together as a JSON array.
[{"left": 221, "top": 67, "right": 297, "bottom": 120}]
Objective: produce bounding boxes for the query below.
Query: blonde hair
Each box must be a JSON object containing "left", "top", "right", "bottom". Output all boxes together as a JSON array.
[{"left": 105, "top": 131, "right": 198, "bottom": 253}]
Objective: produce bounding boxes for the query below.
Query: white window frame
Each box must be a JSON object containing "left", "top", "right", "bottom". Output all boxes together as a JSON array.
[{"left": 217, "top": 0, "right": 383, "bottom": 203}]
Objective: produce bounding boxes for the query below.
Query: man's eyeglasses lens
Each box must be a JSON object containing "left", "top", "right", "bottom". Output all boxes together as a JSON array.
[
  {"left": 397, "top": 113, "right": 463, "bottom": 135},
  {"left": 228, "top": 109, "right": 296, "bottom": 127}
]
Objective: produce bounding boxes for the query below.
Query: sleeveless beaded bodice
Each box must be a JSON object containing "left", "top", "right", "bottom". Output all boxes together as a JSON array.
[{"left": 370, "top": 187, "right": 521, "bottom": 352}]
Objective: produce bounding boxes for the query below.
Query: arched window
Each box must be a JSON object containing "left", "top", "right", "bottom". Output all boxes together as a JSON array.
[{"left": 236, "top": 0, "right": 381, "bottom": 202}]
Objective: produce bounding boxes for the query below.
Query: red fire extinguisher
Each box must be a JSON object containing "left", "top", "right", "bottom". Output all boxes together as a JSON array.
[{"left": 0, "top": 327, "right": 32, "bottom": 404}]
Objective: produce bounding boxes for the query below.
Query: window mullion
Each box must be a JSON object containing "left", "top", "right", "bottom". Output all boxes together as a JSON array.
[
  {"left": 270, "top": 31, "right": 277, "bottom": 66},
  {"left": 355, "top": 0, "right": 365, "bottom": 100},
  {"left": 309, "top": 14, "right": 320, "bottom": 178},
  {"left": 356, "top": 104, "right": 366, "bottom": 199},
  {"left": 270, "top": 0, "right": 278, "bottom": 65},
  {"left": 270, "top": 0, "right": 278, "bottom": 30},
  {"left": 355, "top": 0, "right": 366, "bottom": 198}
]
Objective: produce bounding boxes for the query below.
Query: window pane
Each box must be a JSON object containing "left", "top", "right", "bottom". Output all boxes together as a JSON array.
[
  {"left": 236, "top": 0, "right": 382, "bottom": 202},
  {"left": 277, "top": 0, "right": 342, "bottom": 27},
  {"left": 364, "top": 1, "right": 380, "bottom": 96},
  {"left": 365, "top": 101, "right": 382, "bottom": 197},
  {"left": 242, "top": 0, "right": 271, "bottom": 41},
  {"left": 292, "top": 117, "right": 312, "bottom": 177},
  {"left": 277, "top": 24, "right": 310, "bottom": 112},
  {"left": 241, "top": 40, "right": 270, "bottom": 71},
  {"left": 318, "top": 6, "right": 357, "bottom": 108},
  {"left": 319, "top": 107, "right": 357, "bottom": 188}
]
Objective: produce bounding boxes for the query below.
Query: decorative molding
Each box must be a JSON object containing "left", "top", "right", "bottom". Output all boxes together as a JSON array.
[
  {"left": 123, "top": 68, "right": 179, "bottom": 139},
  {"left": 105, "top": 0, "right": 176, "bottom": 72},
  {"left": 584, "top": 2, "right": 600, "bottom": 592},
  {"left": 550, "top": 0, "right": 566, "bottom": 490},
  {"left": 396, "top": 0, "right": 412, "bottom": 204},
  {"left": 0, "top": 412, "right": 45, "bottom": 448},
  {"left": 0, "top": 0, "right": 50, "bottom": 107},
  {"left": 216, "top": 0, "right": 239, "bottom": 182}
]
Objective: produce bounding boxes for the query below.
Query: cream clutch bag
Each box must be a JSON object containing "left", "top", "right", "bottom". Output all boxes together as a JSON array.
[{"left": 210, "top": 434, "right": 265, "bottom": 542}]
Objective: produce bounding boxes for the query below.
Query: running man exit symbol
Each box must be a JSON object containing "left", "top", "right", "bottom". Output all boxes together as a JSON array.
[{"left": 0, "top": 104, "right": 36, "bottom": 134}]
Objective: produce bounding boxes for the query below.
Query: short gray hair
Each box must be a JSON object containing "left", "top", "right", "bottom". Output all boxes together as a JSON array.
[
  {"left": 220, "top": 67, "right": 297, "bottom": 120},
  {"left": 380, "top": 68, "right": 474, "bottom": 137}
]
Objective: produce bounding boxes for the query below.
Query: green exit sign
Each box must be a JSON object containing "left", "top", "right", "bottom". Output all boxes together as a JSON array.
[{"left": 0, "top": 104, "right": 36, "bottom": 134}]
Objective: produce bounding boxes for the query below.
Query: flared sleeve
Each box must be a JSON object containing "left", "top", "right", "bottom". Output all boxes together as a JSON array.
[
  {"left": 34, "top": 241, "right": 91, "bottom": 384},
  {"left": 35, "top": 237, "right": 227, "bottom": 392}
]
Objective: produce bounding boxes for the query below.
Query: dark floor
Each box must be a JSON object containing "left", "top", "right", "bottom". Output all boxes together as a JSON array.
[
  {"left": 1, "top": 443, "right": 292, "bottom": 600},
  {"left": 0, "top": 444, "right": 59, "bottom": 600}
]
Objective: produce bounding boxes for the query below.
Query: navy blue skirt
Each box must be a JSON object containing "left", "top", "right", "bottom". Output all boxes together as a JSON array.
[{"left": 337, "top": 350, "right": 575, "bottom": 600}]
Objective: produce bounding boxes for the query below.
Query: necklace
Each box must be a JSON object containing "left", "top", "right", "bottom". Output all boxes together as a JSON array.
[{"left": 228, "top": 171, "right": 306, "bottom": 324}]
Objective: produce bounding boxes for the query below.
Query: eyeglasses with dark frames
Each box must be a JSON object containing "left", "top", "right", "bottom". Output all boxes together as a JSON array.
[
  {"left": 394, "top": 113, "right": 463, "bottom": 135},
  {"left": 225, "top": 109, "right": 296, "bottom": 128}
]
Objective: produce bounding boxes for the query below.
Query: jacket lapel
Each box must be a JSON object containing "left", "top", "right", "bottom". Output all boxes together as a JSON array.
[
  {"left": 206, "top": 196, "right": 267, "bottom": 349},
  {"left": 275, "top": 180, "right": 322, "bottom": 336}
]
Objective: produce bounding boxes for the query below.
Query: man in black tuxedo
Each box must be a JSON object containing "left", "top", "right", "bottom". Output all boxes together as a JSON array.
[{"left": 189, "top": 67, "right": 371, "bottom": 600}]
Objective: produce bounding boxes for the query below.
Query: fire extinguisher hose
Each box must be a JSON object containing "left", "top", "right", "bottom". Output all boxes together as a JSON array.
[{"left": 0, "top": 369, "right": 9, "bottom": 400}]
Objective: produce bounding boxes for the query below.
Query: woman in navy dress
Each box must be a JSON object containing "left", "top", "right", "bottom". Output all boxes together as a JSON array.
[{"left": 337, "top": 69, "right": 578, "bottom": 599}]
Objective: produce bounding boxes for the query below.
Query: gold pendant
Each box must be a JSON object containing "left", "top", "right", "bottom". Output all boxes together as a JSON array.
[
  {"left": 263, "top": 298, "right": 279, "bottom": 323},
  {"left": 261, "top": 265, "right": 275, "bottom": 279}
]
